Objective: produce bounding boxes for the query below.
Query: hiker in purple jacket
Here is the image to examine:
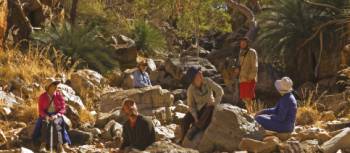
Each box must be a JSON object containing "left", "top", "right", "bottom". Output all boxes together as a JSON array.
[{"left": 255, "top": 77, "right": 297, "bottom": 133}]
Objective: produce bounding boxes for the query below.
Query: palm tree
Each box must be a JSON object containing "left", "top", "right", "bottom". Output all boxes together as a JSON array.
[{"left": 257, "top": 0, "right": 349, "bottom": 85}]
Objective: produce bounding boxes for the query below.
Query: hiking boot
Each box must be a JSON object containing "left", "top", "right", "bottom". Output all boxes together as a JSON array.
[
  {"left": 57, "top": 144, "right": 66, "bottom": 153},
  {"left": 186, "top": 126, "right": 200, "bottom": 140},
  {"left": 39, "top": 143, "right": 47, "bottom": 153}
]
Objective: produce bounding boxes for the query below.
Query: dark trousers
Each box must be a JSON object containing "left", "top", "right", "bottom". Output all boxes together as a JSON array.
[
  {"left": 41, "top": 117, "right": 64, "bottom": 146},
  {"left": 181, "top": 104, "right": 215, "bottom": 139}
]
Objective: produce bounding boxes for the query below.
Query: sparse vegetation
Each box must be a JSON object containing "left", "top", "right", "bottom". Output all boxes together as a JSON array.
[
  {"left": 132, "top": 20, "right": 167, "bottom": 56},
  {"left": 0, "top": 46, "right": 77, "bottom": 95},
  {"left": 78, "top": 109, "right": 95, "bottom": 125},
  {"left": 31, "top": 22, "right": 118, "bottom": 73},
  {"left": 0, "top": 46, "right": 76, "bottom": 123},
  {"left": 296, "top": 89, "right": 322, "bottom": 125}
]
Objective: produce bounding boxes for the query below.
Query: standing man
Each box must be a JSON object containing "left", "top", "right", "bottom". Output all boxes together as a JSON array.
[
  {"left": 132, "top": 60, "right": 152, "bottom": 88},
  {"left": 119, "top": 98, "right": 155, "bottom": 152},
  {"left": 235, "top": 37, "right": 258, "bottom": 113},
  {"left": 180, "top": 67, "right": 224, "bottom": 143}
]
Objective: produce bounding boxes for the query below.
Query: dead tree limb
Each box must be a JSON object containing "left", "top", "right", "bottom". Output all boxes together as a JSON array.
[{"left": 225, "top": 0, "right": 258, "bottom": 40}]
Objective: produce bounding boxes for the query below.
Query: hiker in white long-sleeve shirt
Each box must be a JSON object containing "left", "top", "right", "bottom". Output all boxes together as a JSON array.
[{"left": 179, "top": 67, "right": 224, "bottom": 143}]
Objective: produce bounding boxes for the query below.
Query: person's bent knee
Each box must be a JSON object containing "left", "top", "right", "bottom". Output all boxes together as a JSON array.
[
  {"left": 182, "top": 113, "right": 194, "bottom": 124},
  {"left": 206, "top": 105, "right": 215, "bottom": 110}
]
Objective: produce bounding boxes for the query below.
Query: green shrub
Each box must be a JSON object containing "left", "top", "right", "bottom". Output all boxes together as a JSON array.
[
  {"left": 132, "top": 20, "right": 166, "bottom": 56},
  {"left": 32, "top": 22, "right": 119, "bottom": 73}
]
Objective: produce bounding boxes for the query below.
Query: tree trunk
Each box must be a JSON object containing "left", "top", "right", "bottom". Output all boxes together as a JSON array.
[
  {"left": 6, "top": 0, "right": 33, "bottom": 48},
  {"left": 70, "top": 0, "right": 78, "bottom": 25},
  {"left": 226, "top": 0, "right": 258, "bottom": 40},
  {"left": 0, "top": 0, "right": 7, "bottom": 50}
]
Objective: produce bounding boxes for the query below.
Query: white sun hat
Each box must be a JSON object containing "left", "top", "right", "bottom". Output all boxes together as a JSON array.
[{"left": 275, "top": 77, "right": 293, "bottom": 94}]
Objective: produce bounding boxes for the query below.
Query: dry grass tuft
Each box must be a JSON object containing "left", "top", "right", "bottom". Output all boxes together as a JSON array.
[
  {"left": 12, "top": 100, "right": 39, "bottom": 123},
  {"left": 79, "top": 108, "right": 95, "bottom": 124},
  {"left": 296, "top": 107, "right": 320, "bottom": 125},
  {"left": 1, "top": 45, "right": 78, "bottom": 122},
  {"left": 253, "top": 100, "right": 266, "bottom": 114},
  {"left": 296, "top": 88, "right": 322, "bottom": 125},
  {"left": 0, "top": 45, "right": 77, "bottom": 86}
]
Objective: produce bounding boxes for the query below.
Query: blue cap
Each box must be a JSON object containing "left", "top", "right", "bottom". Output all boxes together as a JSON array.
[{"left": 183, "top": 67, "right": 201, "bottom": 84}]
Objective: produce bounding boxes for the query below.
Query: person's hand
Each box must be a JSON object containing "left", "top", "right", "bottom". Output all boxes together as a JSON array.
[
  {"left": 45, "top": 116, "right": 50, "bottom": 122},
  {"left": 233, "top": 67, "right": 240, "bottom": 75},
  {"left": 254, "top": 111, "right": 262, "bottom": 118},
  {"left": 50, "top": 115, "right": 58, "bottom": 121}
]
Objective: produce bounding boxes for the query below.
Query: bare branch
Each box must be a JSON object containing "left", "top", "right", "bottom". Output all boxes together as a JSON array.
[
  {"left": 304, "top": 0, "right": 341, "bottom": 13},
  {"left": 298, "top": 19, "right": 346, "bottom": 49}
]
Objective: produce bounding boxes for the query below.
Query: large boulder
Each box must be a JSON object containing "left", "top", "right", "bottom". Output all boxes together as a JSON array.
[
  {"left": 100, "top": 85, "right": 174, "bottom": 114},
  {"left": 144, "top": 141, "right": 199, "bottom": 153},
  {"left": 294, "top": 127, "right": 332, "bottom": 144},
  {"left": 0, "top": 0, "right": 7, "bottom": 49},
  {"left": 70, "top": 69, "right": 106, "bottom": 98},
  {"left": 105, "top": 69, "right": 124, "bottom": 87},
  {"left": 181, "top": 45, "right": 211, "bottom": 58},
  {"left": 95, "top": 109, "right": 123, "bottom": 128},
  {"left": 321, "top": 128, "right": 350, "bottom": 153},
  {"left": 65, "top": 104, "right": 81, "bottom": 128},
  {"left": 0, "top": 147, "right": 34, "bottom": 153},
  {"left": 58, "top": 84, "right": 85, "bottom": 110},
  {"left": 69, "top": 129, "right": 93, "bottom": 145},
  {"left": 102, "top": 120, "right": 123, "bottom": 144},
  {"left": 171, "top": 89, "right": 187, "bottom": 102},
  {"left": 239, "top": 136, "right": 280, "bottom": 153},
  {"left": 111, "top": 35, "right": 138, "bottom": 69},
  {"left": 317, "top": 90, "right": 350, "bottom": 117},
  {"left": 150, "top": 69, "right": 183, "bottom": 89},
  {"left": 164, "top": 56, "right": 217, "bottom": 81},
  {"left": 183, "top": 104, "right": 264, "bottom": 152},
  {"left": 0, "top": 90, "right": 18, "bottom": 107},
  {"left": 155, "top": 126, "right": 175, "bottom": 141}
]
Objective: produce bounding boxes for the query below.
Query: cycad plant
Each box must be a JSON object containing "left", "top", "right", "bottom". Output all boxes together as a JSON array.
[
  {"left": 257, "top": 0, "right": 349, "bottom": 85},
  {"left": 132, "top": 20, "right": 167, "bottom": 56},
  {"left": 31, "top": 22, "right": 119, "bottom": 73}
]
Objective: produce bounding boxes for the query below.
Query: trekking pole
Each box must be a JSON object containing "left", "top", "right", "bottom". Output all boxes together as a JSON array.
[{"left": 50, "top": 120, "right": 53, "bottom": 153}]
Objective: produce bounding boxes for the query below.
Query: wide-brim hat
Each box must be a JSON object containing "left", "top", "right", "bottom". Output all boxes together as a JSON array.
[
  {"left": 121, "top": 98, "right": 136, "bottom": 110},
  {"left": 44, "top": 78, "right": 61, "bottom": 91},
  {"left": 275, "top": 77, "right": 293, "bottom": 94}
]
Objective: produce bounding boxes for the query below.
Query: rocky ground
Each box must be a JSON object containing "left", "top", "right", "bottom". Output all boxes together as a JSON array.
[
  {"left": 1, "top": 36, "right": 350, "bottom": 153},
  {"left": 0, "top": 53, "right": 350, "bottom": 153}
]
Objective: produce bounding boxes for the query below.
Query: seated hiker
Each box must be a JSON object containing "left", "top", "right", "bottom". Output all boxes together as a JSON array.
[
  {"left": 132, "top": 60, "right": 152, "bottom": 88},
  {"left": 180, "top": 67, "right": 224, "bottom": 142},
  {"left": 255, "top": 77, "right": 297, "bottom": 133},
  {"left": 119, "top": 98, "right": 155, "bottom": 152},
  {"left": 32, "top": 78, "right": 71, "bottom": 153}
]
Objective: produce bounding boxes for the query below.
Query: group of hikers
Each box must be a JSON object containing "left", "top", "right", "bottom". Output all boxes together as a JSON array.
[{"left": 31, "top": 37, "right": 298, "bottom": 153}]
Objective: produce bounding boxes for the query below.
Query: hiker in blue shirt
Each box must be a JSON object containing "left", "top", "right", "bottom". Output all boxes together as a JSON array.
[
  {"left": 255, "top": 77, "right": 297, "bottom": 133},
  {"left": 132, "top": 60, "right": 152, "bottom": 88}
]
